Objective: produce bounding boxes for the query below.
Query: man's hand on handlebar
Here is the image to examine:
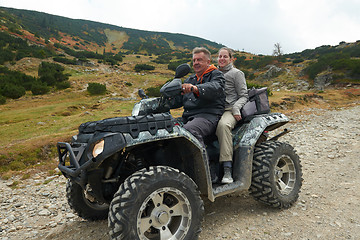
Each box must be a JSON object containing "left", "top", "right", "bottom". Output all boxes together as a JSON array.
[{"left": 182, "top": 83, "right": 199, "bottom": 95}]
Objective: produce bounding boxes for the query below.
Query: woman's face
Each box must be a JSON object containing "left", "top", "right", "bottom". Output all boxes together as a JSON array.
[{"left": 218, "top": 49, "right": 232, "bottom": 68}]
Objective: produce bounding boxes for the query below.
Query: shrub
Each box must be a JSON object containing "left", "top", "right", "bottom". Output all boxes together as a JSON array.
[
  {"left": 146, "top": 86, "right": 161, "bottom": 97},
  {"left": 31, "top": 82, "right": 50, "bottom": 95},
  {"left": 168, "top": 60, "right": 188, "bottom": 71},
  {"left": 0, "top": 83, "right": 26, "bottom": 99},
  {"left": 105, "top": 58, "right": 117, "bottom": 66},
  {"left": 293, "top": 58, "right": 304, "bottom": 64},
  {"left": 38, "top": 62, "right": 70, "bottom": 86},
  {"left": 53, "top": 57, "right": 77, "bottom": 65},
  {"left": 0, "top": 95, "right": 6, "bottom": 104},
  {"left": 87, "top": 82, "right": 107, "bottom": 95},
  {"left": 56, "top": 81, "right": 71, "bottom": 90},
  {"left": 134, "top": 64, "right": 155, "bottom": 72}
]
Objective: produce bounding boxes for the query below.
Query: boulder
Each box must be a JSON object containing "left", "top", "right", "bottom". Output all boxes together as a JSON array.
[
  {"left": 259, "top": 65, "right": 285, "bottom": 80},
  {"left": 314, "top": 73, "right": 333, "bottom": 90}
]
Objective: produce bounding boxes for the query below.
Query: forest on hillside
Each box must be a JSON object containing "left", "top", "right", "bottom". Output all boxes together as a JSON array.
[{"left": 0, "top": 7, "right": 223, "bottom": 55}]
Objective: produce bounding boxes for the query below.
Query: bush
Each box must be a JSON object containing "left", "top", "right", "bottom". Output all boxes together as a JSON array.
[
  {"left": 38, "top": 62, "right": 69, "bottom": 86},
  {"left": 293, "top": 58, "right": 304, "bottom": 64},
  {"left": 31, "top": 82, "right": 50, "bottom": 95},
  {"left": 146, "top": 86, "right": 161, "bottom": 97},
  {"left": 0, "top": 84, "right": 26, "bottom": 99},
  {"left": 168, "top": 60, "right": 188, "bottom": 71},
  {"left": 134, "top": 64, "right": 155, "bottom": 72},
  {"left": 87, "top": 82, "right": 107, "bottom": 95},
  {"left": 242, "top": 70, "right": 255, "bottom": 80},
  {"left": 56, "top": 81, "right": 71, "bottom": 90},
  {"left": 0, "top": 95, "right": 6, "bottom": 104},
  {"left": 53, "top": 57, "right": 77, "bottom": 65}
]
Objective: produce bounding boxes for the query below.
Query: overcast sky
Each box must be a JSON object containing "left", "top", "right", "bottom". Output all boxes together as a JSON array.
[{"left": 1, "top": 0, "right": 359, "bottom": 55}]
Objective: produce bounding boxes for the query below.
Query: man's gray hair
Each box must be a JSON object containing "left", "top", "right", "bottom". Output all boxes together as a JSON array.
[{"left": 192, "top": 47, "right": 211, "bottom": 60}]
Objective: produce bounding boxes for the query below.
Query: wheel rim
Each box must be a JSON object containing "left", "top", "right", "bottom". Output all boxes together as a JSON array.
[
  {"left": 275, "top": 155, "right": 296, "bottom": 195},
  {"left": 137, "top": 187, "right": 192, "bottom": 240}
]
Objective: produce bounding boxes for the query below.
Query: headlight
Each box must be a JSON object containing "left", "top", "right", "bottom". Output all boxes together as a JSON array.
[
  {"left": 132, "top": 102, "right": 141, "bottom": 116},
  {"left": 92, "top": 139, "right": 104, "bottom": 158}
]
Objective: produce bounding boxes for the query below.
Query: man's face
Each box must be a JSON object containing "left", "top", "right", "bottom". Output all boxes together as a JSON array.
[{"left": 192, "top": 52, "right": 210, "bottom": 75}]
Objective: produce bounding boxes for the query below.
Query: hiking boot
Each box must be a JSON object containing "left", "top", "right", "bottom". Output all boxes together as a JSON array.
[{"left": 221, "top": 167, "right": 233, "bottom": 184}]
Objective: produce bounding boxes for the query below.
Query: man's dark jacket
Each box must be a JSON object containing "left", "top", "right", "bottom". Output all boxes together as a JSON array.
[{"left": 168, "top": 67, "right": 226, "bottom": 123}]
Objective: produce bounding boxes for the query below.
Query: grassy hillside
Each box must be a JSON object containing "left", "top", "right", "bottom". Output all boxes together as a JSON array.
[{"left": 0, "top": 6, "right": 223, "bottom": 55}]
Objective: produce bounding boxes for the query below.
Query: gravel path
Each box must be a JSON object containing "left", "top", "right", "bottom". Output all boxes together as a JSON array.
[{"left": 1, "top": 104, "right": 359, "bottom": 240}]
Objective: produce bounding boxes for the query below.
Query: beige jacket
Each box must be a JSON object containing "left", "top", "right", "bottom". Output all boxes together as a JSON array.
[{"left": 220, "top": 64, "right": 248, "bottom": 116}]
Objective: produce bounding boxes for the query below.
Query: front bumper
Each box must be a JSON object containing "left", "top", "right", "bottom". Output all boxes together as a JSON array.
[{"left": 57, "top": 142, "right": 93, "bottom": 181}]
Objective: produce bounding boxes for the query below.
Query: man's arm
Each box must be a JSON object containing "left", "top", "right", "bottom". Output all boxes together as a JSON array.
[{"left": 196, "top": 70, "right": 225, "bottom": 100}]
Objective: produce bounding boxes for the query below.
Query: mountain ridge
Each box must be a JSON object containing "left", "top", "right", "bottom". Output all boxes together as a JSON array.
[{"left": 0, "top": 6, "right": 224, "bottom": 55}]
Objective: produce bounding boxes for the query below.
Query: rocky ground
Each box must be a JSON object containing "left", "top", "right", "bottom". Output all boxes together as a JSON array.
[{"left": 1, "top": 104, "right": 359, "bottom": 240}]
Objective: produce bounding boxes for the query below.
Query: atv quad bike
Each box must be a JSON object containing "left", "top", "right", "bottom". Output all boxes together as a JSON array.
[{"left": 57, "top": 64, "right": 302, "bottom": 240}]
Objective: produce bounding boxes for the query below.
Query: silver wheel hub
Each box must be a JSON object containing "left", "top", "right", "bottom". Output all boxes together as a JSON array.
[
  {"left": 276, "top": 169, "right": 283, "bottom": 179},
  {"left": 157, "top": 211, "right": 170, "bottom": 225},
  {"left": 275, "top": 155, "right": 296, "bottom": 195},
  {"left": 137, "top": 187, "right": 191, "bottom": 239}
]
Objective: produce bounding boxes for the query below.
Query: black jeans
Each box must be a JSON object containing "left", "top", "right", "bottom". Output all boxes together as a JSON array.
[{"left": 183, "top": 117, "right": 217, "bottom": 147}]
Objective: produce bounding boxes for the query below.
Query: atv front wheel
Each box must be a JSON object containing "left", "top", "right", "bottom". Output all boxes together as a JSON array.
[
  {"left": 250, "top": 141, "right": 302, "bottom": 209},
  {"left": 66, "top": 180, "right": 109, "bottom": 220},
  {"left": 108, "top": 166, "right": 204, "bottom": 240}
]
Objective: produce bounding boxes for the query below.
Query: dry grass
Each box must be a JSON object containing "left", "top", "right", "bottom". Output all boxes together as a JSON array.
[{"left": 270, "top": 88, "right": 360, "bottom": 116}]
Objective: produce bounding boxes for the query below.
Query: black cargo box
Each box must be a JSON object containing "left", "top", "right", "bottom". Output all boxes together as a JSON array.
[{"left": 78, "top": 113, "right": 174, "bottom": 138}]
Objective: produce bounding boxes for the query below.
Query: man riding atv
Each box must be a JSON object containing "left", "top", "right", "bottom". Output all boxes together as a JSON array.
[{"left": 57, "top": 48, "right": 302, "bottom": 240}]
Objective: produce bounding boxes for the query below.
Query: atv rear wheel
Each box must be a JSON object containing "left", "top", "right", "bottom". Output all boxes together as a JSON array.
[
  {"left": 108, "top": 166, "right": 204, "bottom": 240},
  {"left": 250, "top": 141, "right": 302, "bottom": 209},
  {"left": 66, "top": 180, "right": 109, "bottom": 220}
]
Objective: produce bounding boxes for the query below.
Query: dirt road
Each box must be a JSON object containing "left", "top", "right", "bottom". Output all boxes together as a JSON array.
[{"left": 1, "top": 104, "right": 359, "bottom": 240}]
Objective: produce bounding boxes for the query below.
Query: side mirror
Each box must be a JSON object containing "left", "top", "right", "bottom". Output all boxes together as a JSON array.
[
  {"left": 174, "top": 63, "right": 191, "bottom": 78},
  {"left": 138, "top": 89, "right": 148, "bottom": 99}
]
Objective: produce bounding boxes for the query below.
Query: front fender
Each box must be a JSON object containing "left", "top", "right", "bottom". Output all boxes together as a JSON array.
[{"left": 122, "top": 125, "right": 215, "bottom": 201}]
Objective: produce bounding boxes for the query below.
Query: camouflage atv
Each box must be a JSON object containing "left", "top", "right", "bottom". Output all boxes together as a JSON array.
[{"left": 57, "top": 64, "right": 302, "bottom": 240}]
